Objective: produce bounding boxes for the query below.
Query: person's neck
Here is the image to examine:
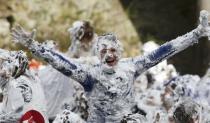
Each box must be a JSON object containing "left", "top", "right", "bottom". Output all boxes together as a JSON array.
[
  {"left": 101, "top": 64, "right": 116, "bottom": 75},
  {"left": 103, "top": 68, "right": 115, "bottom": 75}
]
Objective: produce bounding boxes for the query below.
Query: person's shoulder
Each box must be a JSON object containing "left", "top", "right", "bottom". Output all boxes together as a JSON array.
[{"left": 118, "top": 58, "right": 136, "bottom": 73}]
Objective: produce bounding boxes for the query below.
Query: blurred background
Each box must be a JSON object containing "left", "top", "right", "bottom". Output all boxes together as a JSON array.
[{"left": 0, "top": 0, "right": 210, "bottom": 76}]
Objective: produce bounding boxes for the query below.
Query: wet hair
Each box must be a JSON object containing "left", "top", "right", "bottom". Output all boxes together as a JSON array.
[
  {"left": 80, "top": 21, "right": 94, "bottom": 43},
  {"left": 70, "top": 20, "right": 94, "bottom": 43}
]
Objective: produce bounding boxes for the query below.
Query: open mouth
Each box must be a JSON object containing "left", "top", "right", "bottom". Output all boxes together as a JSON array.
[{"left": 105, "top": 57, "right": 116, "bottom": 66}]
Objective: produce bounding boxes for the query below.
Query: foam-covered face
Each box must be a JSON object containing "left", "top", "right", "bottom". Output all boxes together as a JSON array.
[
  {"left": 97, "top": 36, "right": 122, "bottom": 70},
  {"left": 100, "top": 44, "right": 118, "bottom": 67}
]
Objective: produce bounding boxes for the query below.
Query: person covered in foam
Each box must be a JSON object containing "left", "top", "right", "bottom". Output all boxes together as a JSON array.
[
  {"left": 12, "top": 10, "right": 210, "bottom": 123},
  {"left": 38, "top": 20, "right": 98, "bottom": 121},
  {"left": 135, "top": 41, "right": 177, "bottom": 92},
  {"left": 0, "top": 49, "right": 48, "bottom": 122},
  {"left": 132, "top": 41, "right": 177, "bottom": 122}
]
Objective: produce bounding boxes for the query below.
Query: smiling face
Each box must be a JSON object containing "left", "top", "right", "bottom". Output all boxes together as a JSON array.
[
  {"left": 100, "top": 45, "right": 118, "bottom": 67},
  {"left": 96, "top": 33, "right": 123, "bottom": 72}
]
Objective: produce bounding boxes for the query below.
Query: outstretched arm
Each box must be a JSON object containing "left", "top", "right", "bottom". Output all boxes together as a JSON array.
[
  {"left": 11, "top": 26, "right": 95, "bottom": 91},
  {"left": 133, "top": 10, "right": 210, "bottom": 77}
]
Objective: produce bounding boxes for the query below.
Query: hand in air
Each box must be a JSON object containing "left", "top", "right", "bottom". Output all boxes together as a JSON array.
[
  {"left": 11, "top": 25, "right": 36, "bottom": 47},
  {"left": 198, "top": 10, "right": 210, "bottom": 39}
]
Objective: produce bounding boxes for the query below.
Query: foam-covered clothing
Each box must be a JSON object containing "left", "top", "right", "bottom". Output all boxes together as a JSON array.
[
  {"left": 0, "top": 70, "right": 48, "bottom": 122},
  {"left": 26, "top": 27, "right": 203, "bottom": 122}
]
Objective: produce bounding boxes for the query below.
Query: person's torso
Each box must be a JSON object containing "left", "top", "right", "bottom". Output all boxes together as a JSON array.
[{"left": 87, "top": 62, "right": 136, "bottom": 119}]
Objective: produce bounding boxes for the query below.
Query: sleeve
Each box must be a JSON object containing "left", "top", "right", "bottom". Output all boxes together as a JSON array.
[
  {"left": 28, "top": 41, "right": 95, "bottom": 91},
  {"left": 133, "top": 28, "right": 201, "bottom": 78}
]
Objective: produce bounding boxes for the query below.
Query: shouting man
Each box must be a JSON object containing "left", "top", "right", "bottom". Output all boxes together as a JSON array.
[{"left": 12, "top": 10, "right": 210, "bottom": 123}]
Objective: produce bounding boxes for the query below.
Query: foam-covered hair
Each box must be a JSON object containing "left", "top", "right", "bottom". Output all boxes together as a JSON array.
[
  {"left": 68, "top": 20, "right": 94, "bottom": 42},
  {"left": 95, "top": 33, "right": 123, "bottom": 57},
  {"left": 173, "top": 99, "right": 201, "bottom": 123},
  {"left": 0, "top": 49, "right": 28, "bottom": 78}
]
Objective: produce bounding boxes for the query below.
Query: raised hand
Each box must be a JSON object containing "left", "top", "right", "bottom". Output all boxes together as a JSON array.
[
  {"left": 11, "top": 25, "right": 36, "bottom": 48},
  {"left": 198, "top": 10, "right": 210, "bottom": 39}
]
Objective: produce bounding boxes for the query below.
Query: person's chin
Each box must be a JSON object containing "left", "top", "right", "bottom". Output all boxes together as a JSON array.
[
  {"left": 102, "top": 63, "right": 116, "bottom": 73},
  {"left": 107, "top": 62, "right": 116, "bottom": 67}
]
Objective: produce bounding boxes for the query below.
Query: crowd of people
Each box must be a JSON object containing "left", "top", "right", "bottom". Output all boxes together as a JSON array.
[{"left": 0, "top": 10, "right": 210, "bottom": 123}]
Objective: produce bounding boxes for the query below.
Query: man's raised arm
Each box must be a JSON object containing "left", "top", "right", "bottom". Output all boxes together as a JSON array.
[
  {"left": 11, "top": 26, "right": 95, "bottom": 91},
  {"left": 133, "top": 10, "right": 210, "bottom": 77}
]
